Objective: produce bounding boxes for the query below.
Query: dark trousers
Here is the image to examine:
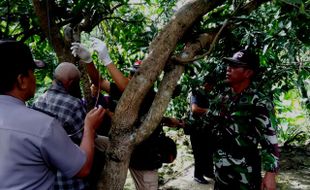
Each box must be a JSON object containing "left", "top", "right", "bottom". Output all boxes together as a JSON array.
[
  {"left": 190, "top": 127, "right": 214, "bottom": 178},
  {"left": 214, "top": 178, "right": 261, "bottom": 190}
]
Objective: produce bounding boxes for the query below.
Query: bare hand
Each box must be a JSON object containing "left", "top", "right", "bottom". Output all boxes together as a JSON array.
[
  {"left": 261, "top": 172, "right": 276, "bottom": 190},
  {"left": 84, "top": 106, "right": 106, "bottom": 131},
  {"left": 178, "top": 119, "right": 186, "bottom": 128}
]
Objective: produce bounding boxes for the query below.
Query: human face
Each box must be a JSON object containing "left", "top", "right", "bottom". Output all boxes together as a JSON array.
[{"left": 226, "top": 65, "right": 248, "bottom": 85}]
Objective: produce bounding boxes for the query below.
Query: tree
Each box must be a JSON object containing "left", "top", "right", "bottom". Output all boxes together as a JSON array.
[{"left": 1, "top": 0, "right": 309, "bottom": 189}]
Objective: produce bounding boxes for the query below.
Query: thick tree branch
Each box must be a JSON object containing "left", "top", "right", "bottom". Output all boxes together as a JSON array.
[
  {"left": 98, "top": 1, "right": 226, "bottom": 189},
  {"left": 173, "top": 0, "right": 272, "bottom": 63},
  {"left": 134, "top": 32, "right": 216, "bottom": 144},
  {"left": 112, "top": 0, "right": 226, "bottom": 138},
  {"left": 134, "top": 61, "right": 184, "bottom": 144},
  {"left": 98, "top": 0, "right": 275, "bottom": 189},
  {"left": 132, "top": 0, "right": 274, "bottom": 146},
  {"left": 32, "top": 0, "right": 72, "bottom": 62}
]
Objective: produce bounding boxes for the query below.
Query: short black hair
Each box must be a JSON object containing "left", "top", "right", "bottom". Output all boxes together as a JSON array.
[{"left": 0, "top": 40, "right": 40, "bottom": 94}]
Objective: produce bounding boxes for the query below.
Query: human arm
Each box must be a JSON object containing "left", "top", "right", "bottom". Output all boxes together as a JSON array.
[
  {"left": 91, "top": 38, "right": 129, "bottom": 92},
  {"left": 254, "top": 98, "right": 279, "bottom": 189},
  {"left": 86, "top": 63, "right": 111, "bottom": 93},
  {"left": 190, "top": 94, "right": 208, "bottom": 116},
  {"left": 71, "top": 39, "right": 129, "bottom": 92},
  {"left": 191, "top": 103, "right": 208, "bottom": 116},
  {"left": 75, "top": 106, "right": 106, "bottom": 177},
  {"left": 40, "top": 107, "right": 104, "bottom": 178},
  {"left": 70, "top": 42, "right": 111, "bottom": 92},
  {"left": 161, "top": 117, "right": 185, "bottom": 128},
  {"left": 105, "top": 63, "right": 129, "bottom": 92},
  {"left": 87, "top": 62, "right": 128, "bottom": 93}
]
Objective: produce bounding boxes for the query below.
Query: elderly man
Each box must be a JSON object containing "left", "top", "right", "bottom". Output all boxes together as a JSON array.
[
  {"left": 0, "top": 40, "right": 105, "bottom": 189},
  {"left": 33, "top": 62, "right": 92, "bottom": 189},
  {"left": 209, "top": 49, "right": 280, "bottom": 190}
]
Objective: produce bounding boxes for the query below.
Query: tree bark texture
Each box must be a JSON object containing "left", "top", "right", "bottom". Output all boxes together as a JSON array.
[
  {"left": 32, "top": 0, "right": 93, "bottom": 109},
  {"left": 31, "top": 0, "right": 271, "bottom": 189},
  {"left": 32, "top": 0, "right": 71, "bottom": 62},
  {"left": 134, "top": 32, "right": 216, "bottom": 144},
  {"left": 97, "top": 1, "right": 225, "bottom": 189}
]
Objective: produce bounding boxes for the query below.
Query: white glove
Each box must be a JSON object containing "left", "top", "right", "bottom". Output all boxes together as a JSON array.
[
  {"left": 71, "top": 42, "right": 92, "bottom": 63},
  {"left": 91, "top": 37, "right": 112, "bottom": 66}
]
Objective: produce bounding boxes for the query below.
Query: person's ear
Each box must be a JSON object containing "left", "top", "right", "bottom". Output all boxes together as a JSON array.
[
  {"left": 244, "top": 69, "right": 254, "bottom": 79},
  {"left": 16, "top": 74, "right": 27, "bottom": 90}
]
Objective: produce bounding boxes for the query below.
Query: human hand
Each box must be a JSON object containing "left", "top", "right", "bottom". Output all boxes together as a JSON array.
[
  {"left": 71, "top": 42, "right": 92, "bottom": 63},
  {"left": 164, "top": 118, "right": 185, "bottom": 128},
  {"left": 106, "top": 109, "right": 114, "bottom": 118},
  {"left": 261, "top": 172, "right": 277, "bottom": 190},
  {"left": 177, "top": 119, "right": 186, "bottom": 128},
  {"left": 169, "top": 118, "right": 180, "bottom": 128},
  {"left": 84, "top": 106, "right": 106, "bottom": 131},
  {"left": 91, "top": 37, "right": 112, "bottom": 66}
]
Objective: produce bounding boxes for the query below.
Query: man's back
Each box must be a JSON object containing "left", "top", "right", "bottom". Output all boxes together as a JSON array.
[
  {"left": 32, "top": 81, "right": 88, "bottom": 189},
  {"left": 0, "top": 95, "right": 86, "bottom": 189},
  {"left": 33, "top": 81, "right": 86, "bottom": 143}
]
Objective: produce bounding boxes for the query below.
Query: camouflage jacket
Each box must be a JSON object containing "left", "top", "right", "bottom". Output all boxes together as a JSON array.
[{"left": 207, "top": 86, "right": 279, "bottom": 185}]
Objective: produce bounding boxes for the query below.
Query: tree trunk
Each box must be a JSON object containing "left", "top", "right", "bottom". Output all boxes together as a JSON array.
[
  {"left": 32, "top": 0, "right": 271, "bottom": 189},
  {"left": 32, "top": 0, "right": 71, "bottom": 62},
  {"left": 32, "top": 0, "right": 93, "bottom": 109},
  {"left": 97, "top": 0, "right": 225, "bottom": 189}
]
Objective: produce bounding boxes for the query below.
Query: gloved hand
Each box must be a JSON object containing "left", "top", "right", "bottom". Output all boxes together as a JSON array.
[
  {"left": 91, "top": 37, "right": 112, "bottom": 66},
  {"left": 71, "top": 42, "right": 92, "bottom": 63}
]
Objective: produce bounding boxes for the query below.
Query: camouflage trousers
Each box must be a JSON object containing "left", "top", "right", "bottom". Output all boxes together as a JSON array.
[{"left": 213, "top": 150, "right": 262, "bottom": 190}]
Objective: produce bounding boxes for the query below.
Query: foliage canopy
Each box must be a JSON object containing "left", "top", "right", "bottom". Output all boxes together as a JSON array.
[{"left": 1, "top": 0, "right": 309, "bottom": 148}]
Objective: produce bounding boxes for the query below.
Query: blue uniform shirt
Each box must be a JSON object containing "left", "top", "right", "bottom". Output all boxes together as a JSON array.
[{"left": 0, "top": 95, "right": 86, "bottom": 190}]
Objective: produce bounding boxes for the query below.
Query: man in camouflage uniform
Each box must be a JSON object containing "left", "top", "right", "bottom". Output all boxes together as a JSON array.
[{"left": 208, "top": 49, "right": 279, "bottom": 190}]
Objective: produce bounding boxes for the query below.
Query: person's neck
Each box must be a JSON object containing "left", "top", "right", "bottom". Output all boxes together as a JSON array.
[
  {"left": 4, "top": 91, "right": 26, "bottom": 103},
  {"left": 231, "top": 80, "right": 251, "bottom": 94},
  {"left": 53, "top": 79, "right": 68, "bottom": 90}
]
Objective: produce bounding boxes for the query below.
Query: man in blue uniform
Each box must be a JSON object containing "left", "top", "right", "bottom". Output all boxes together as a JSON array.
[
  {"left": 189, "top": 76, "right": 216, "bottom": 184},
  {"left": 0, "top": 40, "right": 105, "bottom": 189}
]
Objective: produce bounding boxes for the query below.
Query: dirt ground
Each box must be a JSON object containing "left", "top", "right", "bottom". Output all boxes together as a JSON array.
[
  {"left": 159, "top": 143, "right": 310, "bottom": 190},
  {"left": 125, "top": 132, "right": 310, "bottom": 190}
]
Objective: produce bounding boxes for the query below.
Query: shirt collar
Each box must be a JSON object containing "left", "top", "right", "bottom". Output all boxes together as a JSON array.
[
  {"left": 0, "top": 95, "right": 25, "bottom": 105},
  {"left": 49, "top": 80, "right": 67, "bottom": 94}
]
